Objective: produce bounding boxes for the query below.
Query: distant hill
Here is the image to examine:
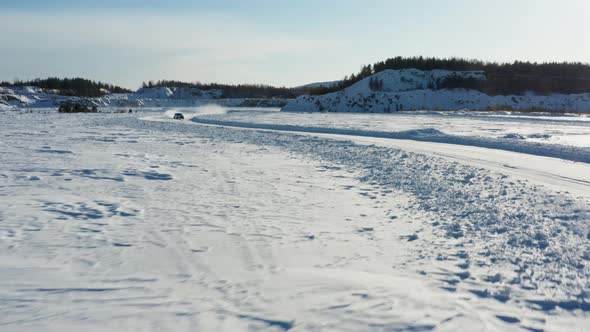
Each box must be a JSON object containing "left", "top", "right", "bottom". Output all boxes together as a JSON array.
[
  {"left": 141, "top": 80, "right": 297, "bottom": 99},
  {"left": 311, "top": 56, "right": 590, "bottom": 96},
  {"left": 0, "top": 77, "right": 131, "bottom": 97},
  {"left": 0, "top": 85, "right": 291, "bottom": 111},
  {"left": 295, "top": 81, "right": 341, "bottom": 89},
  {"left": 283, "top": 68, "right": 590, "bottom": 113}
]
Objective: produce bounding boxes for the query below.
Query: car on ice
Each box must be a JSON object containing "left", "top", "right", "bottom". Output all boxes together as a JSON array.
[{"left": 173, "top": 113, "right": 185, "bottom": 120}]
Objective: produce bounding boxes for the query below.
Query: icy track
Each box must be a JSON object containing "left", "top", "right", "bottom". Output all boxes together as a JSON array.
[
  {"left": 1, "top": 110, "right": 589, "bottom": 331},
  {"left": 190, "top": 109, "right": 590, "bottom": 199}
]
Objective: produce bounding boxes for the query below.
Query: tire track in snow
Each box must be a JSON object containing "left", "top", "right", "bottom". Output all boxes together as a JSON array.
[
  {"left": 185, "top": 115, "right": 590, "bottom": 200},
  {"left": 131, "top": 114, "right": 590, "bottom": 306}
]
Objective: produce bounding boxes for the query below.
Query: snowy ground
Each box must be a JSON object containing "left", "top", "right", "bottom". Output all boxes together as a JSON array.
[
  {"left": 1, "top": 109, "right": 589, "bottom": 331},
  {"left": 197, "top": 109, "right": 590, "bottom": 148}
]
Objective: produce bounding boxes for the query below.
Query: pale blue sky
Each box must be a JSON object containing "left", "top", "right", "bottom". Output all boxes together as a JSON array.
[{"left": 1, "top": 0, "right": 589, "bottom": 88}]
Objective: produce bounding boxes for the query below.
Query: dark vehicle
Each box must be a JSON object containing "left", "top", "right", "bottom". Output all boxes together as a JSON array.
[{"left": 173, "top": 113, "right": 185, "bottom": 120}]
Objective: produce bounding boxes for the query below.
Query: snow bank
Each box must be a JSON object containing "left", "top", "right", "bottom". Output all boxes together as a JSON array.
[
  {"left": 283, "top": 69, "right": 590, "bottom": 113},
  {"left": 191, "top": 115, "right": 590, "bottom": 163},
  {"left": 0, "top": 101, "right": 15, "bottom": 111}
]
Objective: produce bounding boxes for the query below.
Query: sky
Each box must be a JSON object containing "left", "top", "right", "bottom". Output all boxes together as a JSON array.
[{"left": 1, "top": 0, "right": 589, "bottom": 89}]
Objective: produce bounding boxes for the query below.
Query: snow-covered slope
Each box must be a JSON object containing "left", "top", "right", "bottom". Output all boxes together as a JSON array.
[
  {"left": 347, "top": 69, "right": 484, "bottom": 94},
  {"left": 0, "top": 86, "right": 69, "bottom": 110},
  {"left": 0, "top": 86, "right": 289, "bottom": 110},
  {"left": 283, "top": 69, "right": 590, "bottom": 113},
  {"left": 0, "top": 86, "right": 144, "bottom": 110}
]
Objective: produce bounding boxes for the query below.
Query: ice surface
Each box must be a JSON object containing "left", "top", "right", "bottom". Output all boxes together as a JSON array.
[
  {"left": 194, "top": 110, "right": 590, "bottom": 163},
  {"left": 1, "top": 109, "right": 589, "bottom": 331}
]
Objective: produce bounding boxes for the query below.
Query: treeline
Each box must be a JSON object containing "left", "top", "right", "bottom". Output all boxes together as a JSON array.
[
  {"left": 0, "top": 77, "right": 131, "bottom": 97},
  {"left": 141, "top": 80, "right": 297, "bottom": 99},
  {"left": 441, "top": 73, "right": 590, "bottom": 95},
  {"left": 309, "top": 56, "right": 590, "bottom": 96}
]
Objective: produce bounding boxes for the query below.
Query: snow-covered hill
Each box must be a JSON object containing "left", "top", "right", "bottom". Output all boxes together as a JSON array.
[
  {"left": 0, "top": 86, "right": 144, "bottom": 110},
  {"left": 130, "top": 87, "right": 223, "bottom": 101},
  {"left": 295, "top": 80, "right": 341, "bottom": 89},
  {"left": 0, "top": 86, "right": 289, "bottom": 111},
  {"left": 0, "top": 86, "right": 68, "bottom": 111},
  {"left": 283, "top": 69, "right": 590, "bottom": 113}
]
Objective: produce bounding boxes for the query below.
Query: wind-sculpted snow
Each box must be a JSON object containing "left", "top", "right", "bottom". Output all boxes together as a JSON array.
[
  {"left": 2, "top": 111, "right": 589, "bottom": 331},
  {"left": 105, "top": 115, "right": 590, "bottom": 300}
]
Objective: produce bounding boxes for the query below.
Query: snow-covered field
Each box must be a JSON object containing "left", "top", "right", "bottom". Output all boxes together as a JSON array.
[
  {"left": 198, "top": 109, "right": 590, "bottom": 147},
  {"left": 1, "top": 108, "right": 589, "bottom": 331},
  {"left": 195, "top": 109, "right": 590, "bottom": 163}
]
